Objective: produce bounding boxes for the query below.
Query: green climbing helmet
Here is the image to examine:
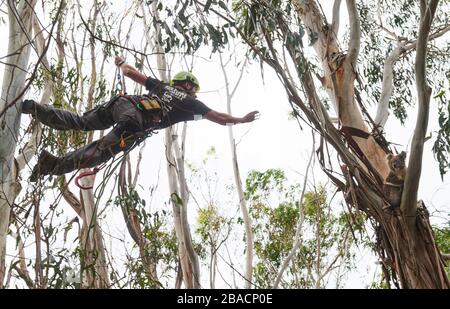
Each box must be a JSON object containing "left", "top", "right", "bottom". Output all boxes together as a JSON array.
[{"left": 170, "top": 71, "right": 200, "bottom": 92}]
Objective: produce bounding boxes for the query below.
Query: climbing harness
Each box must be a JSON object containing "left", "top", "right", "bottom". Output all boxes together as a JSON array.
[{"left": 74, "top": 59, "right": 160, "bottom": 190}]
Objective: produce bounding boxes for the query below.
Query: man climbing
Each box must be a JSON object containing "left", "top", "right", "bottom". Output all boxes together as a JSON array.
[{"left": 23, "top": 56, "right": 259, "bottom": 181}]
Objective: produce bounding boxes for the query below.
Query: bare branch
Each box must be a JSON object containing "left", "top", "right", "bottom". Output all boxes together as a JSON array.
[
  {"left": 375, "top": 23, "right": 450, "bottom": 128},
  {"left": 273, "top": 136, "right": 314, "bottom": 288},
  {"left": 14, "top": 10, "right": 52, "bottom": 176},
  {"left": 60, "top": 178, "right": 83, "bottom": 217},
  {"left": 401, "top": 0, "right": 439, "bottom": 218},
  {"left": 374, "top": 43, "right": 405, "bottom": 128},
  {"left": 12, "top": 221, "right": 32, "bottom": 288},
  {"left": 403, "top": 24, "right": 450, "bottom": 53},
  {"left": 331, "top": 0, "right": 342, "bottom": 35},
  {"left": 219, "top": 53, "right": 253, "bottom": 288},
  {"left": 345, "top": 0, "right": 360, "bottom": 65}
]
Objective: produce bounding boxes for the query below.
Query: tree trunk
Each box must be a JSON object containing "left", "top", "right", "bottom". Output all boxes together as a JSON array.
[
  {"left": 118, "top": 158, "right": 159, "bottom": 287},
  {"left": 219, "top": 55, "right": 254, "bottom": 288},
  {"left": 78, "top": 174, "right": 110, "bottom": 288},
  {"left": 149, "top": 1, "right": 201, "bottom": 288},
  {"left": 0, "top": 0, "right": 37, "bottom": 287}
]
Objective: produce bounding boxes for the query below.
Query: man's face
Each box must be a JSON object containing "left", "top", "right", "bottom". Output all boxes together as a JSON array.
[{"left": 182, "top": 82, "right": 198, "bottom": 98}]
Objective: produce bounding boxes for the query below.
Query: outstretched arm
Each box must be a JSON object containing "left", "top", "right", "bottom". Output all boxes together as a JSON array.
[
  {"left": 205, "top": 110, "right": 259, "bottom": 126},
  {"left": 115, "top": 57, "right": 147, "bottom": 86}
]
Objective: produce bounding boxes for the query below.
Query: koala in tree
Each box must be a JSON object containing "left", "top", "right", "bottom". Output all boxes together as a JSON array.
[{"left": 383, "top": 151, "right": 407, "bottom": 207}]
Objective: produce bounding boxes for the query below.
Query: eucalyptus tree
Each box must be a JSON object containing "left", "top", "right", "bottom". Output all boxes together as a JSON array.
[
  {"left": 233, "top": 0, "right": 450, "bottom": 288},
  {"left": 149, "top": 0, "right": 449, "bottom": 288},
  {"left": 0, "top": 0, "right": 38, "bottom": 287}
]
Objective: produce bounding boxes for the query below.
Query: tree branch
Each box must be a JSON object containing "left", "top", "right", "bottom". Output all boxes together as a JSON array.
[
  {"left": 219, "top": 52, "right": 253, "bottom": 288},
  {"left": 14, "top": 10, "right": 53, "bottom": 177},
  {"left": 374, "top": 42, "right": 405, "bottom": 128},
  {"left": 0, "top": 0, "right": 63, "bottom": 119},
  {"left": 401, "top": 0, "right": 439, "bottom": 218},
  {"left": 331, "top": 0, "right": 342, "bottom": 35},
  {"left": 375, "top": 23, "right": 450, "bottom": 128},
  {"left": 345, "top": 0, "right": 360, "bottom": 65}
]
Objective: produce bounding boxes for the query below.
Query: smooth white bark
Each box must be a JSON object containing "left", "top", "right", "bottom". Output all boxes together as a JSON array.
[
  {"left": 402, "top": 0, "right": 439, "bottom": 218},
  {"left": 375, "top": 24, "right": 450, "bottom": 129},
  {"left": 374, "top": 43, "right": 404, "bottom": 128},
  {"left": 148, "top": 1, "right": 201, "bottom": 288},
  {"left": 331, "top": 0, "right": 342, "bottom": 35},
  {"left": 219, "top": 55, "right": 254, "bottom": 288},
  {"left": 0, "top": 0, "right": 36, "bottom": 287}
]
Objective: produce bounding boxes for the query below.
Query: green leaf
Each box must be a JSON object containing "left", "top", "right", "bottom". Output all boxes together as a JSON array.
[
  {"left": 434, "top": 90, "right": 445, "bottom": 99},
  {"left": 219, "top": 1, "right": 228, "bottom": 11}
]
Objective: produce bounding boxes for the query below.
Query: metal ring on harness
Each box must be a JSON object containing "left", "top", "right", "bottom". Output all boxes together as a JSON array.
[{"left": 75, "top": 167, "right": 100, "bottom": 190}]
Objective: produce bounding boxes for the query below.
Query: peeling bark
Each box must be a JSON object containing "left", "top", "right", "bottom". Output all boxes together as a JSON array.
[{"left": 291, "top": 0, "right": 390, "bottom": 178}]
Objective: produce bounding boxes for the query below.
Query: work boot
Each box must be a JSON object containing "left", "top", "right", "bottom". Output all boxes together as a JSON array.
[
  {"left": 22, "top": 99, "right": 37, "bottom": 114},
  {"left": 30, "top": 150, "right": 59, "bottom": 182}
]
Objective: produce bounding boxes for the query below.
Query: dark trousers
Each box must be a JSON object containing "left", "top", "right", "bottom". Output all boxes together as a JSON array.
[{"left": 31, "top": 96, "right": 153, "bottom": 176}]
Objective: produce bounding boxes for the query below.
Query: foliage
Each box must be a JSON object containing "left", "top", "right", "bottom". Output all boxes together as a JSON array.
[
  {"left": 187, "top": 147, "right": 236, "bottom": 286},
  {"left": 433, "top": 223, "right": 450, "bottom": 275},
  {"left": 111, "top": 188, "right": 179, "bottom": 288},
  {"left": 196, "top": 205, "right": 228, "bottom": 243},
  {"left": 139, "top": 1, "right": 234, "bottom": 54},
  {"left": 245, "top": 169, "right": 359, "bottom": 288},
  {"left": 432, "top": 80, "right": 450, "bottom": 178}
]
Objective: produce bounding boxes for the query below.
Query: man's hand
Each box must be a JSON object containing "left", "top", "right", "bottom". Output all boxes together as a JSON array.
[
  {"left": 242, "top": 111, "right": 260, "bottom": 123},
  {"left": 115, "top": 56, "right": 126, "bottom": 67},
  {"left": 114, "top": 57, "right": 147, "bottom": 86}
]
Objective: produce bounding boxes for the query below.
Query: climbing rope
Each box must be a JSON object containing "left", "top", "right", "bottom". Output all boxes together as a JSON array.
[
  {"left": 73, "top": 127, "right": 157, "bottom": 190},
  {"left": 74, "top": 166, "right": 102, "bottom": 190},
  {"left": 73, "top": 60, "right": 127, "bottom": 190}
]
